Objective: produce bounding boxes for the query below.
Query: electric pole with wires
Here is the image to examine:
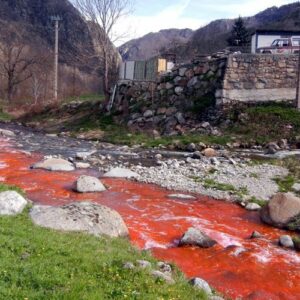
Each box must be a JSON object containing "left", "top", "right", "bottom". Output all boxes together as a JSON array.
[{"left": 50, "top": 16, "right": 62, "bottom": 102}]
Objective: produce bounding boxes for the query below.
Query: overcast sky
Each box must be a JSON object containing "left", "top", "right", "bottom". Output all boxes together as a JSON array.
[{"left": 114, "top": 0, "right": 297, "bottom": 45}]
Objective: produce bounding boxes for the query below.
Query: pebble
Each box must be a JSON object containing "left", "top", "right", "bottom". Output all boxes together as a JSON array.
[{"left": 279, "top": 235, "right": 294, "bottom": 249}]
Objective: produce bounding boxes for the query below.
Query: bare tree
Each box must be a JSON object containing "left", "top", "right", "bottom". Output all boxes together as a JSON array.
[
  {"left": 0, "top": 31, "right": 37, "bottom": 102},
  {"left": 73, "top": 0, "right": 133, "bottom": 101}
]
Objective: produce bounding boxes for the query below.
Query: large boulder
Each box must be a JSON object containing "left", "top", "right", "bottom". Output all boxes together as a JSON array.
[
  {"left": 260, "top": 193, "right": 300, "bottom": 230},
  {"left": 179, "top": 227, "right": 217, "bottom": 248},
  {"left": 32, "top": 158, "right": 75, "bottom": 171},
  {"left": 0, "top": 191, "right": 27, "bottom": 215},
  {"left": 0, "top": 129, "right": 15, "bottom": 137},
  {"left": 75, "top": 175, "right": 106, "bottom": 193},
  {"left": 30, "top": 202, "right": 129, "bottom": 238},
  {"left": 103, "top": 168, "right": 138, "bottom": 179}
]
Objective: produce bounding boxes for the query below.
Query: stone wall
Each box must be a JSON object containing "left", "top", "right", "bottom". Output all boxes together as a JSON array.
[
  {"left": 114, "top": 53, "right": 299, "bottom": 135},
  {"left": 114, "top": 55, "right": 227, "bottom": 135},
  {"left": 217, "top": 54, "right": 298, "bottom": 104}
]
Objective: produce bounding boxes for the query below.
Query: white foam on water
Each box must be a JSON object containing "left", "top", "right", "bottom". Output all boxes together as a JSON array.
[
  {"left": 0, "top": 162, "right": 8, "bottom": 169},
  {"left": 251, "top": 248, "right": 272, "bottom": 263},
  {"left": 205, "top": 229, "right": 243, "bottom": 248}
]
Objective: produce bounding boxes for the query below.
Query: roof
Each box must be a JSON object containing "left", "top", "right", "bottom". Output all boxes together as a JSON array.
[{"left": 252, "top": 29, "right": 300, "bottom": 36}]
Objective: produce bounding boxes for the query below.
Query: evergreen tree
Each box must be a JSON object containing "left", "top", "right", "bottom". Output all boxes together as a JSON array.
[{"left": 227, "top": 17, "right": 250, "bottom": 46}]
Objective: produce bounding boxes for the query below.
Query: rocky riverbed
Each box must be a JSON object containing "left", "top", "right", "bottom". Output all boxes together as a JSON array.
[{"left": 0, "top": 122, "right": 292, "bottom": 206}]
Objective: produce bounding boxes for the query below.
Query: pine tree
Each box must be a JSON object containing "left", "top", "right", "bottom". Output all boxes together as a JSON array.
[{"left": 227, "top": 17, "right": 250, "bottom": 46}]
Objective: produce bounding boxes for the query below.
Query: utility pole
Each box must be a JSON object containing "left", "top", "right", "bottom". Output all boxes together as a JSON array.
[
  {"left": 296, "top": 48, "right": 300, "bottom": 110},
  {"left": 50, "top": 16, "right": 62, "bottom": 102}
]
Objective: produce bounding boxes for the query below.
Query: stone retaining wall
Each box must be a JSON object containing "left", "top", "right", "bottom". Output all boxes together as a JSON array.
[
  {"left": 217, "top": 54, "right": 298, "bottom": 104},
  {"left": 114, "top": 53, "right": 299, "bottom": 135},
  {"left": 114, "top": 55, "right": 227, "bottom": 135}
]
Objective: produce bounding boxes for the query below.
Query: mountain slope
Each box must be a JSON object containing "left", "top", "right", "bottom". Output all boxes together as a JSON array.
[
  {"left": 0, "top": 0, "right": 94, "bottom": 66},
  {"left": 118, "top": 28, "right": 193, "bottom": 60}
]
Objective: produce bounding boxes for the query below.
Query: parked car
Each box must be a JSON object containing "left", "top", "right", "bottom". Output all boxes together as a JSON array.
[{"left": 256, "top": 38, "right": 300, "bottom": 54}]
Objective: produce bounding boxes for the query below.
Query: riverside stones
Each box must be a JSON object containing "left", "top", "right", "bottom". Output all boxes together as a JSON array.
[
  {"left": 203, "top": 148, "right": 217, "bottom": 157},
  {"left": 0, "top": 129, "right": 15, "bottom": 137},
  {"left": 0, "top": 191, "right": 27, "bottom": 215},
  {"left": 75, "top": 175, "right": 106, "bottom": 193},
  {"left": 32, "top": 158, "right": 75, "bottom": 171},
  {"left": 151, "top": 270, "right": 175, "bottom": 284},
  {"left": 168, "top": 194, "right": 196, "bottom": 200},
  {"left": 245, "top": 202, "right": 261, "bottom": 211},
  {"left": 260, "top": 193, "right": 300, "bottom": 230},
  {"left": 279, "top": 235, "right": 294, "bottom": 249},
  {"left": 189, "top": 277, "right": 212, "bottom": 295},
  {"left": 30, "top": 202, "right": 129, "bottom": 238},
  {"left": 103, "top": 167, "right": 138, "bottom": 179},
  {"left": 179, "top": 227, "right": 217, "bottom": 248}
]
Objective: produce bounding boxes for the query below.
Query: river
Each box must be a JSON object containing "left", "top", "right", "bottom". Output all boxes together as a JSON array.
[{"left": 0, "top": 134, "right": 299, "bottom": 299}]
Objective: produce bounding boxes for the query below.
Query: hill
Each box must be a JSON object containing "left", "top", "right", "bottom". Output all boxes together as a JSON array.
[
  {"left": 118, "top": 28, "right": 193, "bottom": 60},
  {"left": 119, "top": 2, "right": 300, "bottom": 61}
]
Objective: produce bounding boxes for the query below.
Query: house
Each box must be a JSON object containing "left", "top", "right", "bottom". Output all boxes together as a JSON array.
[{"left": 251, "top": 30, "right": 300, "bottom": 54}]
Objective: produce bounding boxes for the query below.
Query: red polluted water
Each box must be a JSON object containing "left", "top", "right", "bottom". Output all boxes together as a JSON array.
[{"left": 0, "top": 137, "right": 300, "bottom": 299}]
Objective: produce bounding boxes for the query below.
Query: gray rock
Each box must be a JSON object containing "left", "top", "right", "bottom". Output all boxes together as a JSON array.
[
  {"left": 30, "top": 202, "right": 129, "bottom": 238},
  {"left": 175, "top": 112, "right": 186, "bottom": 125},
  {"left": 260, "top": 193, "right": 300, "bottom": 230},
  {"left": 279, "top": 235, "right": 294, "bottom": 248},
  {"left": 157, "top": 261, "right": 172, "bottom": 273},
  {"left": 143, "top": 110, "right": 154, "bottom": 118},
  {"left": 168, "top": 194, "right": 196, "bottom": 200},
  {"left": 179, "top": 67, "right": 187, "bottom": 76},
  {"left": 192, "top": 151, "right": 202, "bottom": 159},
  {"left": 292, "top": 183, "right": 300, "bottom": 192},
  {"left": 187, "top": 76, "right": 198, "bottom": 88},
  {"left": 32, "top": 158, "right": 75, "bottom": 171},
  {"left": 151, "top": 270, "right": 175, "bottom": 284},
  {"left": 166, "top": 82, "right": 174, "bottom": 90},
  {"left": 74, "top": 162, "right": 91, "bottom": 169},
  {"left": 190, "top": 277, "right": 212, "bottom": 295},
  {"left": 103, "top": 168, "right": 139, "bottom": 179},
  {"left": 75, "top": 175, "right": 106, "bottom": 193},
  {"left": 245, "top": 203, "right": 261, "bottom": 211},
  {"left": 174, "top": 86, "right": 184, "bottom": 95},
  {"left": 123, "top": 262, "right": 135, "bottom": 269},
  {"left": 187, "top": 143, "right": 196, "bottom": 152},
  {"left": 155, "top": 154, "right": 163, "bottom": 160},
  {"left": 250, "top": 231, "right": 263, "bottom": 239},
  {"left": 179, "top": 227, "right": 217, "bottom": 248},
  {"left": 0, "top": 191, "right": 27, "bottom": 215},
  {"left": 0, "top": 129, "right": 15, "bottom": 137},
  {"left": 76, "top": 151, "right": 95, "bottom": 160},
  {"left": 136, "top": 260, "right": 151, "bottom": 268}
]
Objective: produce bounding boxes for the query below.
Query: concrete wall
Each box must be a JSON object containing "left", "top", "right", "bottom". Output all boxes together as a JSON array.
[{"left": 216, "top": 54, "right": 298, "bottom": 105}]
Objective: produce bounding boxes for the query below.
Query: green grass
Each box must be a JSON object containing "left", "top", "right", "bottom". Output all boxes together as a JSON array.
[
  {"left": 226, "top": 103, "right": 300, "bottom": 144},
  {"left": 191, "top": 176, "right": 249, "bottom": 197},
  {"left": 248, "top": 197, "right": 267, "bottom": 207},
  {"left": 0, "top": 210, "right": 208, "bottom": 300},
  {"left": 0, "top": 109, "right": 12, "bottom": 121},
  {"left": 0, "top": 183, "right": 25, "bottom": 196},
  {"left": 273, "top": 175, "right": 296, "bottom": 193},
  {"left": 63, "top": 94, "right": 105, "bottom": 104}
]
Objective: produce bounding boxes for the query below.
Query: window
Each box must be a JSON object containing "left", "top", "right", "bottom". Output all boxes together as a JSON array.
[{"left": 292, "top": 39, "right": 300, "bottom": 46}]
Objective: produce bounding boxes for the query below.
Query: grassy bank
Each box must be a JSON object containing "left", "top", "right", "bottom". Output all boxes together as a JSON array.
[
  {"left": 0, "top": 208, "right": 208, "bottom": 299},
  {"left": 226, "top": 103, "right": 300, "bottom": 144}
]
